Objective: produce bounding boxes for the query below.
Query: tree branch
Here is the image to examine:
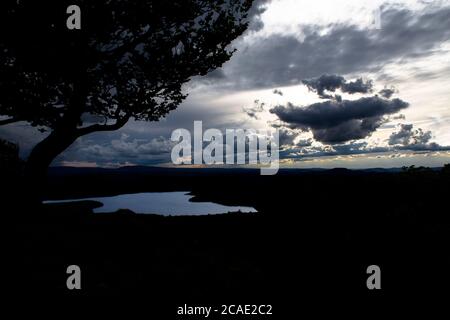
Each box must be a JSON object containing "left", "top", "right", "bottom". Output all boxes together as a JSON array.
[{"left": 76, "top": 116, "right": 130, "bottom": 136}]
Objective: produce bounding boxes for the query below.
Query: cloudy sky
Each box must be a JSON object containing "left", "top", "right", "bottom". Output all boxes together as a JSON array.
[{"left": 2, "top": 0, "right": 450, "bottom": 168}]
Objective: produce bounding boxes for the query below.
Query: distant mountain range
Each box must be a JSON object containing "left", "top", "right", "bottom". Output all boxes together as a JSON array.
[{"left": 48, "top": 165, "right": 444, "bottom": 177}]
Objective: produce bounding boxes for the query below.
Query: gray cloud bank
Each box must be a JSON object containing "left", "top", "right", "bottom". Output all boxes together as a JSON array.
[
  {"left": 302, "top": 74, "right": 373, "bottom": 99},
  {"left": 278, "top": 122, "right": 450, "bottom": 162},
  {"left": 210, "top": 5, "right": 450, "bottom": 90}
]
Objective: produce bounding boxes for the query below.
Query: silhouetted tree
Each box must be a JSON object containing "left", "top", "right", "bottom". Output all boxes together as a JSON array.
[
  {"left": 401, "top": 165, "right": 435, "bottom": 181},
  {"left": 442, "top": 164, "right": 450, "bottom": 177},
  {"left": 0, "top": 0, "right": 255, "bottom": 180}
]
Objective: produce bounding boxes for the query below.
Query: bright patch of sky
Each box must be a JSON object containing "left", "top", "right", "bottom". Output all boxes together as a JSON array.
[{"left": 258, "top": 0, "right": 448, "bottom": 36}]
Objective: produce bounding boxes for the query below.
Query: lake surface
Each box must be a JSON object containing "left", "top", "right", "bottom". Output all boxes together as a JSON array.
[{"left": 44, "top": 192, "right": 257, "bottom": 216}]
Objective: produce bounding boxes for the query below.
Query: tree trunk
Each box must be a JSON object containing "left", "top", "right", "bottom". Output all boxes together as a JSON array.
[{"left": 24, "top": 128, "right": 79, "bottom": 191}]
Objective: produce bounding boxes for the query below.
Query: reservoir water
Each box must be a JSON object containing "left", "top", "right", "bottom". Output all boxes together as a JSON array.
[{"left": 44, "top": 191, "right": 257, "bottom": 216}]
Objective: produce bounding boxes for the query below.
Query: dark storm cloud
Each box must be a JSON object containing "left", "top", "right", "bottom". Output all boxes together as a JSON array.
[
  {"left": 379, "top": 86, "right": 397, "bottom": 99},
  {"left": 273, "top": 89, "right": 283, "bottom": 96},
  {"left": 388, "top": 123, "right": 444, "bottom": 151},
  {"left": 341, "top": 78, "right": 374, "bottom": 95},
  {"left": 270, "top": 96, "right": 409, "bottom": 143},
  {"left": 56, "top": 134, "right": 176, "bottom": 166},
  {"left": 389, "top": 124, "right": 416, "bottom": 145},
  {"left": 278, "top": 128, "right": 298, "bottom": 147},
  {"left": 247, "top": 0, "right": 272, "bottom": 32},
  {"left": 311, "top": 117, "right": 387, "bottom": 144},
  {"left": 243, "top": 99, "right": 265, "bottom": 119},
  {"left": 302, "top": 75, "right": 345, "bottom": 99},
  {"left": 275, "top": 121, "right": 450, "bottom": 161},
  {"left": 243, "top": 108, "right": 259, "bottom": 119},
  {"left": 220, "top": 6, "right": 450, "bottom": 90},
  {"left": 302, "top": 74, "right": 373, "bottom": 99},
  {"left": 280, "top": 139, "right": 450, "bottom": 161}
]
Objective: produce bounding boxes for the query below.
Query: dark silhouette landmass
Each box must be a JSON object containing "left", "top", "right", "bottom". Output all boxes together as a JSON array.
[{"left": 4, "top": 164, "right": 450, "bottom": 306}]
